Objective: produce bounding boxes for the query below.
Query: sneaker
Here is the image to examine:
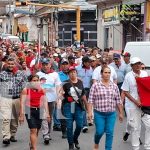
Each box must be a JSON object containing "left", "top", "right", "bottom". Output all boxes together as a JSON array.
[
  {"left": 123, "top": 132, "right": 130, "bottom": 141},
  {"left": 82, "top": 126, "right": 88, "bottom": 133},
  {"left": 10, "top": 136, "right": 17, "bottom": 142},
  {"left": 44, "top": 138, "right": 49, "bottom": 145},
  {"left": 69, "top": 144, "right": 74, "bottom": 150},
  {"left": 139, "top": 138, "right": 142, "bottom": 145},
  {"left": 53, "top": 126, "right": 62, "bottom": 131},
  {"left": 62, "top": 132, "right": 67, "bottom": 139},
  {"left": 3, "top": 139, "right": 10, "bottom": 145},
  {"left": 74, "top": 140, "right": 80, "bottom": 149}
]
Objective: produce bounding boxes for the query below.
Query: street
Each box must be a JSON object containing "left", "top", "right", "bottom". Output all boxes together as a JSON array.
[{"left": 0, "top": 118, "right": 145, "bottom": 150}]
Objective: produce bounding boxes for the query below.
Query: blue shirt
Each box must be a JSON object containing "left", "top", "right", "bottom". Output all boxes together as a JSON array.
[
  {"left": 58, "top": 71, "right": 69, "bottom": 83},
  {"left": 76, "top": 65, "right": 93, "bottom": 88},
  {"left": 110, "top": 62, "right": 127, "bottom": 83}
]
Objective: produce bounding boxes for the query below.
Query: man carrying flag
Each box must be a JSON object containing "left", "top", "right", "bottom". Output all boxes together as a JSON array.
[{"left": 121, "top": 57, "right": 150, "bottom": 150}]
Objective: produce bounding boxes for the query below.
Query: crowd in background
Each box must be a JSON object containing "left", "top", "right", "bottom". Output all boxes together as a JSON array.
[{"left": 0, "top": 39, "right": 149, "bottom": 150}]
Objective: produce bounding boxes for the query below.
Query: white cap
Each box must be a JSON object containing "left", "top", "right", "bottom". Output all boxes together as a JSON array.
[
  {"left": 53, "top": 53, "right": 58, "bottom": 57},
  {"left": 90, "top": 56, "right": 96, "bottom": 61},
  {"left": 96, "top": 54, "right": 101, "bottom": 59},
  {"left": 130, "top": 57, "right": 141, "bottom": 64}
]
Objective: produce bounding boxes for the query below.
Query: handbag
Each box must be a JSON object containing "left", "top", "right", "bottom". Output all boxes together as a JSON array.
[{"left": 69, "top": 80, "right": 85, "bottom": 111}]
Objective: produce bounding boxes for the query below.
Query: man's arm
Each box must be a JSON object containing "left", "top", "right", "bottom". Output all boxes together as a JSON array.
[{"left": 123, "top": 90, "right": 141, "bottom": 107}]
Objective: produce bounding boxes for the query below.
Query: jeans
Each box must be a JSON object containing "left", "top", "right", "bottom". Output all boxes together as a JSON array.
[
  {"left": 63, "top": 102, "right": 84, "bottom": 144},
  {"left": 83, "top": 111, "right": 88, "bottom": 127},
  {"left": 53, "top": 104, "right": 61, "bottom": 127},
  {"left": 94, "top": 110, "right": 117, "bottom": 150}
]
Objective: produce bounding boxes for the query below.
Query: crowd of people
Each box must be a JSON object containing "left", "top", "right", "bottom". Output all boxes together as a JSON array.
[{"left": 0, "top": 41, "right": 150, "bottom": 150}]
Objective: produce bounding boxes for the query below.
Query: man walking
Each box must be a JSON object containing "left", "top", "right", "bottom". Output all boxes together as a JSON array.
[
  {"left": 0, "top": 57, "right": 27, "bottom": 145},
  {"left": 121, "top": 57, "right": 149, "bottom": 150},
  {"left": 37, "top": 58, "right": 62, "bottom": 144}
]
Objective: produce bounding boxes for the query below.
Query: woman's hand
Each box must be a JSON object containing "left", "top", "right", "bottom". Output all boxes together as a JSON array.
[
  {"left": 88, "top": 111, "right": 93, "bottom": 122},
  {"left": 118, "top": 112, "right": 123, "bottom": 123},
  {"left": 19, "top": 114, "right": 24, "bottom": 125},
  {"left": 47, "top": 115, "right": 51, "bottom": 123}
]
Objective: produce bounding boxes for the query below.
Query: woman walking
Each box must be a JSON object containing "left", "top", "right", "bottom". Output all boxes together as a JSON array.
[
  {"left": 19, "top": 75, "right": 50, "bottom": 150},
  {"left": 62, "top": 66, "right": 88, "bottom": 150},
  {"left": 88, "top": 66, "right": 123, "bottom": 150}
]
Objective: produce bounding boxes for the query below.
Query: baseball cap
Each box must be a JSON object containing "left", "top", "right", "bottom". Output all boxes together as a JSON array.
[
  {"left": 74, "top": 48, "right": 81, "bottom": 53},
  {"left": 61, "top": 58, "right": 69, "bottom": 64},
  {"left": 68, "top": 66, "right": 76, "bottom": 72},
  {"left": 27, "top": 49, "right": 32, "bottom": 52},
  {"left": 130, "top": 57, "right": 141, "bottom": 64},
  {"left": 53, "top": 53, "right": 58, "bottom": 57},
  {"left": 113, "top": 53, "right": 121, "bottom": 59},
  {"left": 90, "top": 56, "right": 97, "bottom": 61},
  {"left": 123, "top": 52, "right": 131, "bottom": 57},
  {"left": 82, "top": 56, "right": 91, "bottom": 62},
  {"left": 96, "top": 54, "right": 101, "bottom": 59},
  {"left": 41, "top": 58, "right": 50, "bottom": 64}
]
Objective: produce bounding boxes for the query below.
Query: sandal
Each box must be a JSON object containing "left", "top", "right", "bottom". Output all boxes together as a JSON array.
[{"left": 29, "top": 143, "right": 33, "bottom": 150}]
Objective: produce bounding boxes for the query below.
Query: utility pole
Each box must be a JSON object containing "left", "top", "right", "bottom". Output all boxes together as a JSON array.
[{"left": 20, "top": 2, "right": 81, "bottom": 44}]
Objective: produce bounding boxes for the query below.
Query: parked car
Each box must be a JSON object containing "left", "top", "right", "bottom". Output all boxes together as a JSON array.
[{"left": 5, "top": 35, "right": 21, "bottom": 45}]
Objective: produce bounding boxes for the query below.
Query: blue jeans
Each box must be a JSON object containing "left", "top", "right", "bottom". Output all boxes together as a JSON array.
[
  {"left": 63, "top": 102, "right": 84, "bottom": 144},
  {"left": 83, "top": 111, "right": 88, "bottom": 127},
  {"left": 53, "top": 105, "right": 61, "bottom": 127},
  {"left": 94, "top": 110, "right": 117, "bottom": 150}
]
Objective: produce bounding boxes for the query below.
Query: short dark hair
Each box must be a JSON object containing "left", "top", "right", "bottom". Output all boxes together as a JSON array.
[{"left": 28, "top": 75, "right": 39, "bottom": 82}]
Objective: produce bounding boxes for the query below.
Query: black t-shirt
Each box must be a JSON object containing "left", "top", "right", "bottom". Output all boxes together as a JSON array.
[{"left": 63, "top": 79, "right": 85, "bottom": 103}]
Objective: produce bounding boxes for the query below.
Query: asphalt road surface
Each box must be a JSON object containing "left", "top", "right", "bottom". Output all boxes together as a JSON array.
[{"left": 0, "top": 118, "right": 145, "bottom": 150}]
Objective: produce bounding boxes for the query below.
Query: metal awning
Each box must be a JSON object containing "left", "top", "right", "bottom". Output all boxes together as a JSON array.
[{"left": 88, "top": 0, "right": 122, "bottom": 7}]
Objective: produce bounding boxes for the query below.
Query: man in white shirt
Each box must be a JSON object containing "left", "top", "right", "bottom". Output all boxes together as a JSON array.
[
  {"left": 121, "top": 57, "right": 150, "bottom": 150},
  {"left": 92, "top": 57, "right": 117, "bottom": 84},
  {"left": 36, "top": 58, "right": 62, "bottom": 145}
]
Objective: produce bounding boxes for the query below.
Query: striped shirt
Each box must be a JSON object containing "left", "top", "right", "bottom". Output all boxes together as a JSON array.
[{"left": 88, "top": 81, "right": 122, "bottom": 112}]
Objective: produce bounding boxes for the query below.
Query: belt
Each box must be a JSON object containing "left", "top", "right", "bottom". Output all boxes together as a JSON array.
[
  {"left": 25, "top": 106, "right": 41, "bottom": 110},
  {"left": 2, "top": 96, "right": 20, "bottom": 99}
]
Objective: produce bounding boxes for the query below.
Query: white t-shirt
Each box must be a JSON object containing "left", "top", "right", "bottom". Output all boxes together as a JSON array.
[
  {"left": 36, "top": 71, "right": 62, "bottom": 102},
  {"left": 121, "top": 70, "right": 148, "bottom": 109},
  {"left": 75, "top": 56, "right": 83, "bottom": 66},
  {"left": 92, "top": 65, "right": 117, "bottom": 82}
]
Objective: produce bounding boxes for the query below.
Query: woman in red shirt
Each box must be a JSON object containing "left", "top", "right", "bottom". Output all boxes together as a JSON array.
[{"left": 19, "top": 75, "right": 50, "bottom": 150}]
